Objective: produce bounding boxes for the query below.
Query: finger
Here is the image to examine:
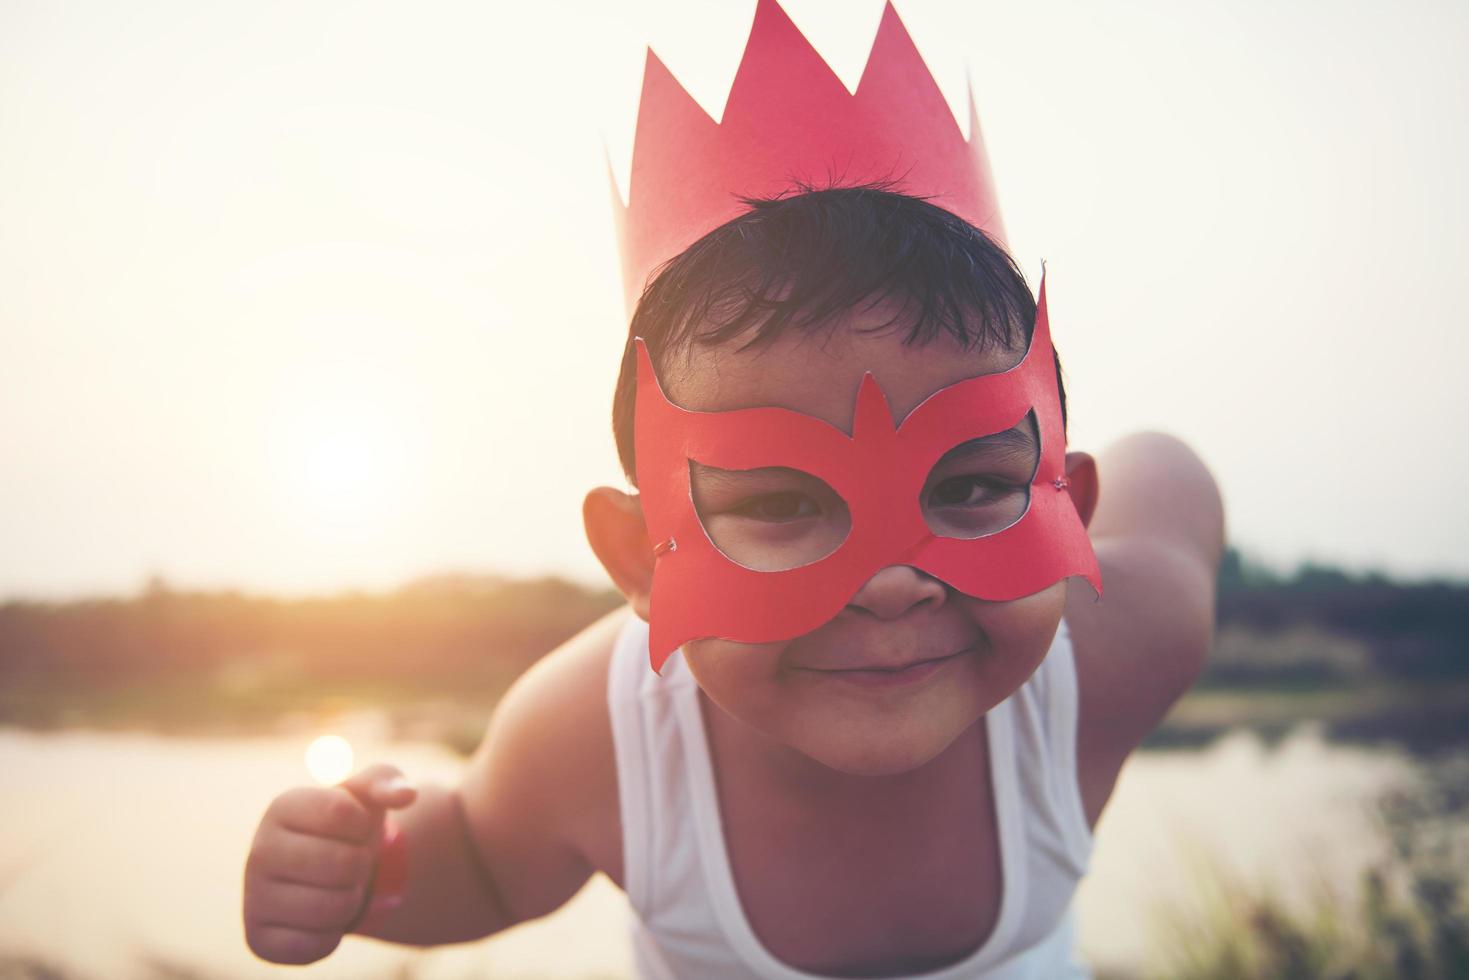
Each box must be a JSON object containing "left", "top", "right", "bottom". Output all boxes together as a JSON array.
[
  {"left": 368, "top": 776, "right": 418, "bottom": 810},
  {"left": 248, "top": 878, "right": 366, "bottom": 932},
  {"left": 244, "top": 923, "right": 343, "bottom": 965},
  {"left": 267, "top": 786, "right": 375, "bottom": 843},
  {"left": 340, "top": 763, "right": 417, "bottom": 811},
  {"left": 254, "top": 826, "right": 372, "bottom": 889}
]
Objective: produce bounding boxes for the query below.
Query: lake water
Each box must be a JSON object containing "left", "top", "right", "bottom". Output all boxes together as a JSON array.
[{"left": 0, "top": 723, "right": 1420, "bottom": 978}]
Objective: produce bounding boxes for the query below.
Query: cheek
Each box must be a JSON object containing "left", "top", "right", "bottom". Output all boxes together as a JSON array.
[
  {"left": 681, "top": 638, "right": 790, "bottom": 724},
  {"left": 957, "top": 583, "right": 1068, "bottom": 694}
]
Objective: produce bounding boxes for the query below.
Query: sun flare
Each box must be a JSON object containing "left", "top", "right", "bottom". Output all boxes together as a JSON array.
[
  {"left": 270, "top": 363, "right": 421, "bottom": 537},
  {"left": 305, "top": 734, "right": 355, "bottom": 785},
  {"left": 299, "top": 429, "right": 386, "bottom": 519}
]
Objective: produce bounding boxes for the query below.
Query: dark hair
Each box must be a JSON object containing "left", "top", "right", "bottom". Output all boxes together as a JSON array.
[{"left": 612, "top": 185, "right": 1066, "bottom": 484}]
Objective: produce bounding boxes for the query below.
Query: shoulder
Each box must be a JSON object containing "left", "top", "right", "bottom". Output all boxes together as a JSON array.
[
  {"left": 1064, "top": 432, "right": 1225, "bottom": 817},
  {"left": 457, "top": 605, "right": 632, "bottom": 921}
]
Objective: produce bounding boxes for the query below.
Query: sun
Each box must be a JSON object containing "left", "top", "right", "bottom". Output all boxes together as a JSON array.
[
  {"left": 290, "top": 414, "right": 403, "bottom": 529},
  {"left": 269, "top": 361, "right": 421, "bottom": 538},
  {"left": 299, "top": 427, "right": 385, "bottom": 522}
]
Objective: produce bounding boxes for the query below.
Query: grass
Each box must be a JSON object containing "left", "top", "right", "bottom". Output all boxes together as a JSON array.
[{"left": 1145, "top": 755, "right": 1469, "bottom": 979}]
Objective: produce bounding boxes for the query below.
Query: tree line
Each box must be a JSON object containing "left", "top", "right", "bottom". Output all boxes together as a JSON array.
[{"left": 0, "top": 551, "right": 1463, "bottom": 722}]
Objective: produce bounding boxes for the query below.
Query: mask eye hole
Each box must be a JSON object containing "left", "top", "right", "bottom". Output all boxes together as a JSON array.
[
  {"left": 920, "top": 411, "right": 1039, "bottom": 540},
  {"left": 689, "top": 460, "right": 852, "bottom": 572}
]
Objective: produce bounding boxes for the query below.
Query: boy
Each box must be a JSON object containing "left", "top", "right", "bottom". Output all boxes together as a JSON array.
[{"left": 243, "top": 3, "right": 1222, "bottom": 976}]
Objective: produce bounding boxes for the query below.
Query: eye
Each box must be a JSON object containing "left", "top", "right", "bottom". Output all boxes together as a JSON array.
[
  {"left": 689, "top": 461, "right": 852, "bottom": 571},
  {"left": 929, "top": 475, "right": 1024, "bottom": 508},
  {"left": 919, "top": 411, "right": 1039, "bottom": 540},
  {"left": 730, "top": 491, "right": 819, "bottom": 523}
]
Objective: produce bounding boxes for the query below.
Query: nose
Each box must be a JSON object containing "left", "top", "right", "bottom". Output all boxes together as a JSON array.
[{"left": 845, "top": 565, "right": 947, "bottom": 620}]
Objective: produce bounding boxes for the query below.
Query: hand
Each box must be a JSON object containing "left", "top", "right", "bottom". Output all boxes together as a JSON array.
[{"left": 243, "top": 763, "right": 417, "bottom": 964}]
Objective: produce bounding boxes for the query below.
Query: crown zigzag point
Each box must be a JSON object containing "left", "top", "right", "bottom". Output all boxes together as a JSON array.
[{"left": 615, "top": 0, "right": 1006, "bottom": 316}]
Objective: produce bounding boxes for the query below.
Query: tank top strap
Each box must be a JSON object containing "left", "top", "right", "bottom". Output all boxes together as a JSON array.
[
  {"left": 1046, "top": 619, "right": 1095, "bottom": 860},
  {"left": 607, "top": 615, "right": 657, "bottom": 913}
]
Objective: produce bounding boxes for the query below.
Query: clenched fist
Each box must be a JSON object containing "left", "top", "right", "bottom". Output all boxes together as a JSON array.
[{"left": 243, "top": 763, "right": 416, "bottom": 964}]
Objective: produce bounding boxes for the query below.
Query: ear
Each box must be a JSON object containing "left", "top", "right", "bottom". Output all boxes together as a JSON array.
[
  {"left": 583, "top": 486, "right": 655, "bottom": 621},
  {"left": 1063, "top": 451, "right": 1099, "bottom": 529}
]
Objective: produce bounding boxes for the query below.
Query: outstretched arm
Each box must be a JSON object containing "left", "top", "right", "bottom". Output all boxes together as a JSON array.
[
  {"left": 1085, "top": 431, "right": 1226, "bottom": 568},
  {"left": 245, "top": 609, "right": 624, "bottom": 962},
  {"left": 1066, "top": 431, "right": 1225, "bottom": 822},
  {"left": 352, "top": 608, "right": 624, "bottom": 945}
]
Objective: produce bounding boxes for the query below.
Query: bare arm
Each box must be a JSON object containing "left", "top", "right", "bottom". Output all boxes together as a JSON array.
[
  {"left": 1067, "top": 432, "right": 1225, "bottom": 821},
  {"left": 350, "top": 608, "right": 625, "bottom": 945},
  {"left": 1085, "top": 430, "right": 1226, "bottom": 565}
]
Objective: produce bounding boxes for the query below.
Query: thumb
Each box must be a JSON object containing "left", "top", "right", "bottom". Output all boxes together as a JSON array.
[{"left": 340, "top": 763, "right": 418, "bottom": 812}]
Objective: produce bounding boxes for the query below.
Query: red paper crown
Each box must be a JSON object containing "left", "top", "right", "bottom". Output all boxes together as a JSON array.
[{"left": 614, "top": 0, "right": 1006, "bottom": 315}]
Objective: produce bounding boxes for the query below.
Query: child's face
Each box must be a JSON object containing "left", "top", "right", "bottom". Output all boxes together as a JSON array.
[{"left": 656, "top": 309, "right": 1068, "bottom": 777}]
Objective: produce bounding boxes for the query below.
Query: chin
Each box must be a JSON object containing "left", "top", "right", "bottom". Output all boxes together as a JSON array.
[{"left": 787, "top": 705, "right": 978, "bottom": 777}]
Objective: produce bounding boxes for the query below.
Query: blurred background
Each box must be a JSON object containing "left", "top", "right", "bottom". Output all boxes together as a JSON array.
[{"left": 2, "top": 0, "right": 1466, "bottom": 978}]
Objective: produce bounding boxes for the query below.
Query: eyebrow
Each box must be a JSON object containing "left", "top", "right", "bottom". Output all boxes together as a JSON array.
[
  {"left": 689, "top": 462, "right": 824, "bottom": 495},
  {"left": 938, "top": 421, "right": 1039, "bottom": 463}
]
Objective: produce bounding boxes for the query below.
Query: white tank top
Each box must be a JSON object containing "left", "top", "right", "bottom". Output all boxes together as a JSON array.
[{"left": 606, "top": 616, "right": 1095, "bottom": 979}]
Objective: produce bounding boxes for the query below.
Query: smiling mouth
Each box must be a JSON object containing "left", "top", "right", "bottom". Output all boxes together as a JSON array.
[{"left": 800, "top": 649, "right": 968, "bottom": 676}]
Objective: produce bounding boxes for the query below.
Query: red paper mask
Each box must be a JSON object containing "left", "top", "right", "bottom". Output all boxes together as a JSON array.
[
  {"left": 614, "top": 0, "right": 1102, "bottom": 669},
  {"left": 635, "top": 275, "right": 1102, "bottom": 670}
]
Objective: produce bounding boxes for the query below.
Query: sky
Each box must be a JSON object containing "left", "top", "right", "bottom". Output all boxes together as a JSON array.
[{"left": 1, "top": 0, "right": 1466, "bottom": 600}]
